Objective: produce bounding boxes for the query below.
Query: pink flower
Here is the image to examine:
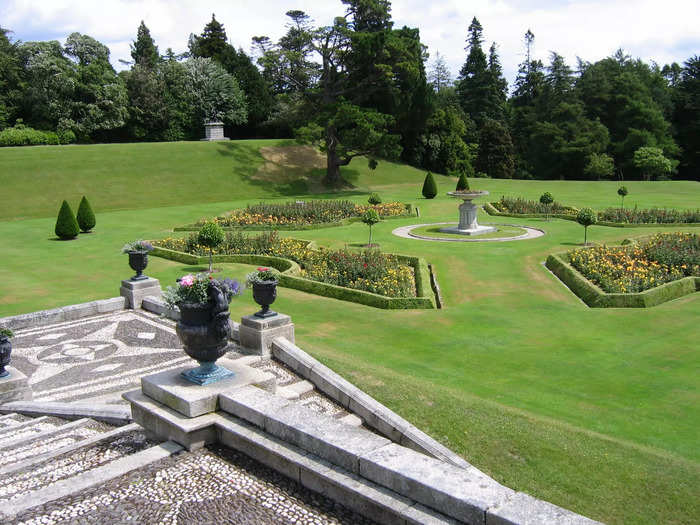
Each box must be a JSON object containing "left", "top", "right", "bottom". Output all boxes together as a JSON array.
[
  {"left": 180, "top": 274, "right": 194, "bottom": 287},
  {"left": 257, "top": 267, "right": 269, "bottom": 272}
]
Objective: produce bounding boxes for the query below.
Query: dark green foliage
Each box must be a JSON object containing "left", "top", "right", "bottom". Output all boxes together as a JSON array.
[
  {"left": 76, "top": 196, "right": 95, "bottom": 232},
  {"left": 131, "top": 21, "right": 159, "bottom": 68},
  {"left": 0, "top": 27, "right": 23, "bottom": 129},
  {"left": 672, "top": 56, "right": 700, "bottom": 180},
  {"left": 540, "top": 192, "right": 554, "bottom": 220},
  {"left": 617, "top": 185, "right": 628, "bottom": 208},
  {"left": 576, "top": 207, "right": 597, "bottom": 244},
  {"left": 362, "top": 208, "right": 380, "bottom": 245},
  {"left": 422, "top": 172, "right": 437, "bottom": 199},
  {"left": 368, "top": 193, "right": 382, "bottom": 205},
  {"left": 475, "top": 119, "right": 515, "bottom": 178},
  {"left": 198, "top": 221, "right": 225, "bottom": 272},
  {"left": 456, "top": 173, "right": 470, "bottom": 191},
  {"left": 54, "top": 200, "right": 79, "bottom": 240}
]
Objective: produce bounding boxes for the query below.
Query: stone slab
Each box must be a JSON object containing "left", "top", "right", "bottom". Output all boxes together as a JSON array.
[
  {"left": 141, "top": 358, "right": 276, "bottom": 418},
  {"left": 0, "top": 367, "right": 32, "bottom": 403},
  {"left": 219, "top": 384, "right": 292, "bottom": 428},
  {"left": 438, "top": 225, "right": 498, "bottom": 236},
  {"left": 486, "top": 492, "right": 602, "bottom": 525},
  {"left": 0, "top": 297, "right": 125, "bottom": 331},
  {"left": 360, "top": 443, "right": 514, "bottom": 525},
  {"left": 239, "top": 314, "right": 294, "bottom": 356},
  {"left": 0, "top": 400, "right": 130, "bottom": 425},
  {"left": 120, "top": 277, "right": 162, "bottom": 309}
]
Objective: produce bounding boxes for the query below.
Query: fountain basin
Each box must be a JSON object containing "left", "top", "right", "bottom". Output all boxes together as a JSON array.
[{"left": 440, "top": 190, "right": 497, "bottom": 236}]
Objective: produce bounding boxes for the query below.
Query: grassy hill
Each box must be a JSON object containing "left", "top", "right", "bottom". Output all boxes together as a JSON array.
[{"left": 0, "top": 140, "right": 698, "bottom": 524}]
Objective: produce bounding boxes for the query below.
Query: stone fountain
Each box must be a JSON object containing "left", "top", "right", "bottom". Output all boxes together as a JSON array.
[{"left": 439, "top": 190, "right": 497, "bottom": 236}]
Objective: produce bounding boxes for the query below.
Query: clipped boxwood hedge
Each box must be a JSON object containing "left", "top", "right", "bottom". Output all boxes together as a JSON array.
[
  {"left": 545, "top": 252, "right": 699, "bottom": 308},
  {"left": 485, "top": 202, "right": 700, "bottom": 228},
  {"left": 150, "top": 246, "right": 435, "bottom": 310}
]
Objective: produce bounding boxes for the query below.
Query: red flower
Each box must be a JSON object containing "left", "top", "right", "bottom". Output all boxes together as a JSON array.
[{"left": 257, "top": 267, "right": 269, "bottom": 271}]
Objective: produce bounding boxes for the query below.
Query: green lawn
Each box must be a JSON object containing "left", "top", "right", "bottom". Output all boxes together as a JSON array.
[{"left": 0, "top": 140, "right": 698, "bottom": 524}]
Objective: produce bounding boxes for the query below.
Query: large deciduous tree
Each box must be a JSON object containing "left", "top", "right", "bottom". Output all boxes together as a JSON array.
[
  {"left": 672, "top": 56, "right": 700, "bottom": 180},
  {"left": 475, "top": 118, "right": 515, "bottom": 178},
  {"left": 184, "top": 57, "right": 247, "bottom": 126},
  {"left": 0, "top": 27, "right": 23, "bottom": 129}
]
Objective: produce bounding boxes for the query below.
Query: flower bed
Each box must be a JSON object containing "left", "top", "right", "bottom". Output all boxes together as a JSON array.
[
  {"left": 491, "top": 196, "right": 578, "bottom": 216},
  {"left": 598, "top": 207, "right": 700, "bottom": 224},
  {"left": 181, "top": 200, "right": 412, "bottom": 230},
  {"left": 153, "top": 231, "right": 416, "bottom": 299}
]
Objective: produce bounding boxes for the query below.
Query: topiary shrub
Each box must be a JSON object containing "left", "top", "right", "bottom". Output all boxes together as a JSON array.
[
  {"left": 55, "top": 200, "right": 79, "bottom": 240},
  {"left": 617, "top": 186, "right": 628, "bottom": 209},
  {"left": 76, "top": 196, "right": 96, "bottom": 233},
  {"left": 362, "top": 208, "right": 380, "bottom": 246},
  {"left": 368, "top": 193, "right": 382, "bottom": 205},
  {"left": 576, "top": 207, "right": 597, "bottom": 245},
  {"left": 422, "top": 172, "right": 437, "bottom": 199},
  {"left": 539, "top": 192, "right": 554, "bottom": 221},
  {"left": 455, "top": 173, "right": 470, "bottom": 191},
  {"left": 198, "top": 221, "right": 225, "bottom": 272}
]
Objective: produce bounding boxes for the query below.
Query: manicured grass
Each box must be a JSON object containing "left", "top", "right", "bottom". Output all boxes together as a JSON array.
[
  {"left": 409, "top": 224, "right": 528, "bottom": 239},
  {"left": 1, "top": 140, "right": 698, "bottom": 524}
]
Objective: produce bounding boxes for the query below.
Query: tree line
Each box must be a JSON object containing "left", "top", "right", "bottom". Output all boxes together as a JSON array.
[{"left": 0, "top": 0, "right": 697, "bottom": 182}]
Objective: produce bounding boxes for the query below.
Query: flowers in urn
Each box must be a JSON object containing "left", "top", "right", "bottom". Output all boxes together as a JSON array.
[
  {"left": 163, "top": 273, "right": 242, "bottom": 308},
  {"left": 121, "top": 240, "right": 154, "bottom": 281},
  {"left": 246, "top": 267, "right": 279, "bottom": 318},
  {"left": 245, "top": 267, "right": 278, "bottom": 286},
  {"left": 121, "top": 240, "right": 154, "bottom": 254}
]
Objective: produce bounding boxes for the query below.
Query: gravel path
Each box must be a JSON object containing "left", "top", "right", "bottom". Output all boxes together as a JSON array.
[{"left": 392, "top": 222, "right": 545, "bottom": 242}]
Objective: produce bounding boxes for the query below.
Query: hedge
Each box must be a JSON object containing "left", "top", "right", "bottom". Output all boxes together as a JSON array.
[
  {"left": 485, "top": 202, "right": 700, "bottom": 228},
  {"left": 150, "top": 246, "right": 436, "bottom": 310},
  {"left": 545, "top": 252, "right": 699, "bottom": 308}
]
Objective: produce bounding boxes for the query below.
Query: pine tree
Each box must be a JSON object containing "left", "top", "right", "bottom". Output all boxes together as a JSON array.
[
  {"left": 422, "top": 172, "right": 438, "bottom": 199},
  {"left": 456, "top": 173, "right": 470, "bottom": 191},
  {"left": 429, "top": 51, "right": 452, "bottom": 92},
  {"left": 475, "top": 119, "right": 515, "bottom": 179},
  {"left": 456, "top": 17, "right": 490, "bottom": 126},
  {"left": 130, "top": 21, "right": 159, "bottom": 68},
  {"left": 191, "top": 14, "right": 228, "bottom": 60},
  {"left": 486, "top": 42, "right": 507, "bottom": 121},
  {"left": 76, "top": 196, "right": 96, "bottom": 232},
  {"left": 55, "top": 200, "right": 79, "bottom": 240}
]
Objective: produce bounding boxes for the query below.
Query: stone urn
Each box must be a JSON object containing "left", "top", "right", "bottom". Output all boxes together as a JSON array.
[
  {"left": 0, "top": 334, "right": 11, "bottom": 378},
  {"left": 128, "top": 251, "right": 149, "bottom": 281},
  {"left": 440, "top": 191, "right": 497, "bottom": 236},
  {"left": 252, "top": 279, "right": 278, "bottom": 318},
  {"left": 176, "top": 301, "right": 234, "bottom": 385}
]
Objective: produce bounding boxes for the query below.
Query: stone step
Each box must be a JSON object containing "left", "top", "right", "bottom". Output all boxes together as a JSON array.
[
  {"left": 0, "top": 415, "right": 57, "bottom": 444},
  {"left": 0, "top": 440, "right": 183, "bottom": 521},
  {"left": 0, "top": 418, "right": 114, "bottom": 470},
  {"left": 0, "top": 413, "right": 31, "bottom": 429},
  {"left": 277, "top": 379, "right": 315, "bottom": 400},
  {"left": 0, "top": 423, "right": 154, "bottom": 503}
]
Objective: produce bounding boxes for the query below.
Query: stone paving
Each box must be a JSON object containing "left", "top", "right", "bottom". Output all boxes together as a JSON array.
[{"left": 10, "top": 444, "right": 376, "bottom": 525}]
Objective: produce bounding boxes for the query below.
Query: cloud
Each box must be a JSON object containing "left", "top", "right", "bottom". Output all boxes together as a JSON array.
[{"left": 2, "top": 0, "right": 698, "bottom": 85}]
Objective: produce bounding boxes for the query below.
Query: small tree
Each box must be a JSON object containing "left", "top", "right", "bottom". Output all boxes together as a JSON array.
[
  {"left": 76, "top": 196, "right": 96, "bottom": 232},
  {"left": 55, "top": 200, "right": 79, "bottom": 240},
  {"left": 455, "top": 173, "right": 470, "bottom": 191},
  {"left": 197, "top": 222, "right": 225, "bottom": 272},
  {"left": 368, "top": 193, "right": 382, "bottom": 205},
  {"left": 422, "top": 172, "right": 438, "bottom": 199},
  {"left": 584, "top": 153, "right": 615, "bottom": 180},
  {"left": 539, "top": 192, "right": 554, "bottom": 221},
  {"left": 362, "top": 209, "right": 380, "bottom": 246},
  {"left": 633, "top": 147, "right": 673, "bottom": 181},
  {"left": 617, "top": 186, "right": 628, "bottom": 209},
  {"left": 576, "top": 208, "right": 597, "bottom": 245}
]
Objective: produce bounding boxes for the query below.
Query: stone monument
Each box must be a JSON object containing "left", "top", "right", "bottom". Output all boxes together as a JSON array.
[
  {"left": 440, "top": 190, "right": 497, "bottom": 236},
  {"left": 201, "top": 121, "right": 230, "bottom": 141}
]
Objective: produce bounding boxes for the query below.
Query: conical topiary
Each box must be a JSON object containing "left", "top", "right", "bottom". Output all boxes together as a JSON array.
[
  {"left": 55, "top": 200, "right": 79, "bottom": 240},
  {"left": 422, "top": 172, "right": 437, "bottom": 199},
  {"left": 456, "top": 173, "right": 470, "bottom": 191},
  {"left": 76, "top": 196, "right": 96, "bottom": 233}
]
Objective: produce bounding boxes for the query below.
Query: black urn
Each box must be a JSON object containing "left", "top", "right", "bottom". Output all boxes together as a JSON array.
[
  {"left": 176, "top": 302, "right": 232, "bottom": 363},
  {"left": 0, "top": 335, "right": 11, "bottom": 378},
  {"left": 252, "top": 279, "right": 278, "bottom": 318},
  {"left": 128, "top": 251, "right": 149, "bottom": 281}
]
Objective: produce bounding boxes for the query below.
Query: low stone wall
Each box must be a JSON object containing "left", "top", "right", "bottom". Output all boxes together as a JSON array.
[{"left": 0, "top": 297, "right": 125, "bottom": 330}]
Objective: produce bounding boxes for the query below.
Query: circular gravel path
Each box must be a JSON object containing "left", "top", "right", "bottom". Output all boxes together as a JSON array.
[{"left": 392, "top": 222, "right": 545, "bottom": 242}]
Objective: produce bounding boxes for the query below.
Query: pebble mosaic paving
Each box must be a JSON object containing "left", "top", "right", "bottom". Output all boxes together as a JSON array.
[{"left": 10, "top": 444, "right": 377, "bottom": 525}]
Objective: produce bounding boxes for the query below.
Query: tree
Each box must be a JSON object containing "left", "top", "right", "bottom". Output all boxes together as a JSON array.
[
  {"left": 362, "top": 208, "right": 380, "bottom": 246},
  {"left": 417, "top": 105, "right": 474, "bottom": 175},
  {"left": 422, "top": 172, "right": 437, "bottom": 198},
  {"left": 456, "top": 173, "right": 470, "bottom": 191},
  {"left": 633, "top": 146, "right": 674, "bottom": 180},
  {"left": 617, "top": 186, "right": 628, "bottom": 209},
  {"left": 190, "top": 14, "right": 228, "bottom": 59},
  {"left": 198, "top": 222, "right": 225, "bottom": 272},
  {"left": 184, "top": 57, "right": 247, "bottom": 126},
  {"left": 0, "top": 27, "right": 23, "bottom": 129},
  {"left": 672, "top": 56, "right": 700, "bottom": 180},
  {"left": 485, "top": 42, "right": 507, "bottom": 121},
  {"left": 456, "top": 17, "right": 490, "bottom": 126},
  {"left": 368, "top": 193, "right": 381, "bottom": 205},
  {"left": 539, "top": 192, "right": 553, "bottom": 221},
  {"left": 55, "top": 200, "right": 79, "bottom": 240},
  {"left": 584, "top": 152, "right": 615, "bottom": 180},
  {"left": 429, "top": 51, "right": 452, "bottom": 92},
  {"left": 131, "top": 21, "right": 159, "bottom": 68},
  {"left": 475, "top": 118, "right": 515, "bottom": 178},
  {"left": 76, "top": 196, "right": 95, "bottom": 232},
  {"left": 576, "top": 208, "right": 597, "bottom": 245}
]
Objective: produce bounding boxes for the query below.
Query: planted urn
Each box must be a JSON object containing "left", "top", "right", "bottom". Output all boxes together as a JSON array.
[
  {"left": 163, "top": 273, "right": 242, "bottom": 385},
  {"left": 0, "top": 328, "right": 13, "bottom": 378},
  {"left": 122, "top": 240, "right": 153, "bottom": 281},
  {"left": 246, "top": 267, "right": 279, "bottom": 318}
]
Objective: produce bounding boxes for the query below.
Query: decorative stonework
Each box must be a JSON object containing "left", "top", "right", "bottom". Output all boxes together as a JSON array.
[{"left": 201, "top": 121, "right": 230, "bottom": 141}]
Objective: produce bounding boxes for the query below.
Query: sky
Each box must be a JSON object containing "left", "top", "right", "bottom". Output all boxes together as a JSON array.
[{"left": 2, "top": 0, "right": 699, "bottom": 87}]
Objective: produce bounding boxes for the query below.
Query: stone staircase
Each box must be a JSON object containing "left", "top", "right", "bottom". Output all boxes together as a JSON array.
[{"left": 0, "top": 411, "right": 181, "bottom": 521}]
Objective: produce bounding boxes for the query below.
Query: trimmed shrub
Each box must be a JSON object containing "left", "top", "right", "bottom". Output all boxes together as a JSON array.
[
  {"left": 617, "top": 186, "right": 628, "bottom": 209},
  {"left": 368, "top": 193, "right": 382, "bottom": 205},
  {"left": 76, "top": 196, "right": 96, "bottom": 232},
  {"left": 0, "top": 123, "right": 76, "bottom": 147},
  {"left": 55, "top": 200, "right": 79, "bottom": 240},
  {"left": 197, "top": 221, "right": 225, "bottom": 272},
  {"left": 576, "top": 208, "right": 597, "bottom": 245},
  {"left": 455, "top": 173, "right": 470, "bottom": 191},
  {"left": 422, "top": 172, "right": 437, "bottom": 199},
  {"left": 362, "top": 208, "right": 380, "bottom": 246}
]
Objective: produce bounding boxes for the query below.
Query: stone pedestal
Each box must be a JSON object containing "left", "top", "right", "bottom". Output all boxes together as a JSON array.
[
  {"left": 0, "top": 367, "right": 33, "bottom": 403},
  {"left": 440, "top": 197, "right": 497, "bottom": 236},
  {"left": 124, "top": 357, "right": 276, "bottom": 450},
  {"left": 201, "top": 121, "right": 230, "bottom": 141},
  {"left": 120, "top": 277, "right": 162, "bottom": 309},
  {"left": 238, "top": 313, "right": 294, "bottom": 356}
]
